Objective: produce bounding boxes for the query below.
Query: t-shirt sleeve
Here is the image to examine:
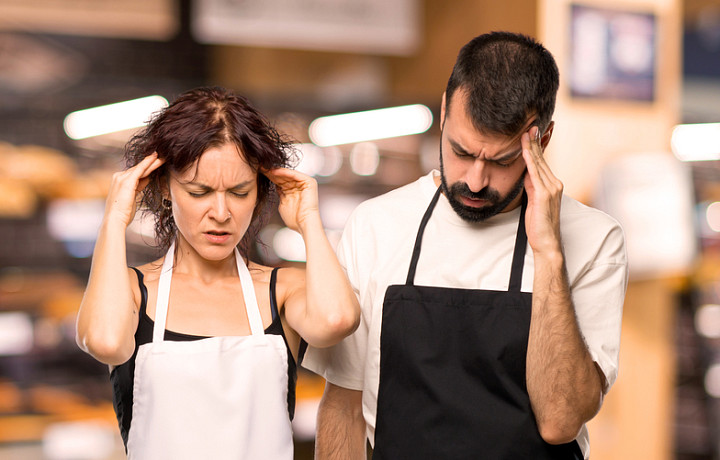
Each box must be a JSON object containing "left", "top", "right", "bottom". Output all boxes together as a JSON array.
[
  {"left": 572, "top": 222, "right": 628, "bottom": 390},
  {"left": 302, "top": 209, "right": 368, "bottom": 391},
  {"left": 302, "top": 321, "right": 368, "bottom": 391}
]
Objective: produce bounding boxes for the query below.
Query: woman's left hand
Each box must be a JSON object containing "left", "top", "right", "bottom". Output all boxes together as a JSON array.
[{"left": 264, "top": 168, "right": 320, "bottom": 233}]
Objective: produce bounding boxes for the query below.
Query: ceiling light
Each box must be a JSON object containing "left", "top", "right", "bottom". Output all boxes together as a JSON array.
[
  {"left": 671, "top": 123, "right": 720, "bottom": 162},
  {"left": 309, "top": 104, "right": 433, "bottom": 147},
  {"left": 64, "top": 95, "right": 168, "bottom": 140}
]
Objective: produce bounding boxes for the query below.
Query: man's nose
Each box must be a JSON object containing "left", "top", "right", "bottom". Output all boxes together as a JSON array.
[{"left": 465, "top": 160, "right": 489, "bottom": 193}]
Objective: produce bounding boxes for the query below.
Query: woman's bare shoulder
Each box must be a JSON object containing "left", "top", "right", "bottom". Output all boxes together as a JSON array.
[
  {"left": 249, "top": 262, "right": 305, "bottom": 293},
  {"left": 133, "top": 258, "right": 165, "bottom": 282}
]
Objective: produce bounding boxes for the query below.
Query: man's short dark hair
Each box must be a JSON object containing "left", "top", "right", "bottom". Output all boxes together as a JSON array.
[{"left": 445, "top": 31, "right": 559, "bottom": 136}]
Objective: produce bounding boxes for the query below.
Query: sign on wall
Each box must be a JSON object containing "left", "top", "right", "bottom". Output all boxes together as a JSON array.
[
  {"left": 569, "top": 4, "right": 656, "bottom": 102},
  {"left": 192, "top": 0, "right": 421, "bottom": 55}
]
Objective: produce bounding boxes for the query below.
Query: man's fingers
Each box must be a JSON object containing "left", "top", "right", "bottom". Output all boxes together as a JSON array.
[
  {"left": 522, "top": 132, "right": 545, "bottom": 189},
  {"left": 524, "top": 127, "right": 557, "bottom": 187}
]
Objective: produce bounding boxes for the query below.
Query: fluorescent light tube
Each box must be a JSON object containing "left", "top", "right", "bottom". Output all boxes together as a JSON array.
[
  {"left": 671, "top": 123, "right": 720, "bottom": 162},
  {"left": 64, "top": 95, "right": 168, "bottom": 140},
  {"left": 309, "top": 104, "right": 433, "bottom": 147}
]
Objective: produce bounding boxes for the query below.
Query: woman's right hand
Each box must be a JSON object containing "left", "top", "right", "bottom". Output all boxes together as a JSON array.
[{"left": 105, "top": 153, "right": 164, "bottom": 227}]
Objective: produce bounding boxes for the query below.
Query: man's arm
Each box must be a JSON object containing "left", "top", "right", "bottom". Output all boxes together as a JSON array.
[
  {"left": 525, "top": 253, "right": 605, "bottom": 444},
  {"left": 315, "top": 383, "right": 367, "bottom": 460},
  {"left": 521, "top": 126, "right": 606, "bottom": 444}
]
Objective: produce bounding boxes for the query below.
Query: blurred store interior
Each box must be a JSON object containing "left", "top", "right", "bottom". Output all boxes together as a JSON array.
[{"left": 0, "top": 0, "right": 719, "bottom": 458}]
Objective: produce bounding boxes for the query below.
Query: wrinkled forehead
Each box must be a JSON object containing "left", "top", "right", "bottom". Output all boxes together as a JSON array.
[
  {"left": 174, "top": 143, "right": 256, "bottom": 183},
  {"left": 445, "top": 106, "right": 535, "bottom": 152},
  {"left": 447, "top": 87, "right": 539, "bottom": 138}
]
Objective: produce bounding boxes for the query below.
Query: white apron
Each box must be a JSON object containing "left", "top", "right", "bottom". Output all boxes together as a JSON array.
[{"left": 126, "top": 242, "right": 294, "bottom": 460}]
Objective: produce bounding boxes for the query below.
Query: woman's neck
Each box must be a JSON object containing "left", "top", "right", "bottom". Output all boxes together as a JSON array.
[{"left": 171, "top": 236, "right": 239, "bottom": 283}]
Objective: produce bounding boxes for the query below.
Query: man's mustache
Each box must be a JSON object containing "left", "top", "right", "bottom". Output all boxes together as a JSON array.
[{"left": 451, "top": 183, "right": 500, "bottom": 202}]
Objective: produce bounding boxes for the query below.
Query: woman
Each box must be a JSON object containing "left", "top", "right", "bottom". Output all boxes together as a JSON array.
[{"left": 75, "top": 87, "right": 360, "bottom": 459}]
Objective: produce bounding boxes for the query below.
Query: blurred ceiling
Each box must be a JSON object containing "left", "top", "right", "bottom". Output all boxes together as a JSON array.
[{"left": 0, "top": 0, "right": 716, "bottom": 149}]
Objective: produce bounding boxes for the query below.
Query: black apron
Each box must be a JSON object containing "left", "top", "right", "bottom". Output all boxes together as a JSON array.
[{"left": 373, "top": 187, "right": 582, "bottom": 460}]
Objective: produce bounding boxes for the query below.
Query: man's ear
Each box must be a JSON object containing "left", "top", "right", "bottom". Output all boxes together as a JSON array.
[
  {"left": 440, "top": 92, "right": 447, "bottom": 127},
  {"left": 540, "top": 121, "right": 555, "bottom": 150}
]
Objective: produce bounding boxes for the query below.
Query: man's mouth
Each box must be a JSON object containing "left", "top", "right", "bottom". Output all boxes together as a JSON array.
[{"left": 458, "top": 194, "right": 490, "bottom": 208}]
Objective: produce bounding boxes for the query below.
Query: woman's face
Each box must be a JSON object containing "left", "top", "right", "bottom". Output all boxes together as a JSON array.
[{"left": 167, "top": 142, "right": 258, "bottom": 261}]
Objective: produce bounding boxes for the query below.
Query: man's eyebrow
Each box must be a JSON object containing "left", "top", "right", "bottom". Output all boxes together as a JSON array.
[
  {"left": 449, "top": 137, "right": 522, "bottom": 163},
  {"left": 448, "top": 139, "right": 473, "bottom": 156},
  {"left": 490, "top": 147, "right": 523, "bottom": 163}
]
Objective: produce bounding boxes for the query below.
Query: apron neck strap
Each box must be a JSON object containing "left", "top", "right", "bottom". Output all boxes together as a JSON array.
[
  {"left": 153, "top": 242, "right": 265, "bottom": 343},
  {"left": 405, "top": 187, "right": 528, "bottom": 292},
  {"left": 508, "top": 192, "right": 528, "bottom": 292},
  {"left": 406, "top": 187, "right": 442, "bottom": 285},
  {"left": 234, "top": 248, "right": 264, "bottom": 335},
  {"left": 154, "top": 241, "right": 175, "bottom": 343}
]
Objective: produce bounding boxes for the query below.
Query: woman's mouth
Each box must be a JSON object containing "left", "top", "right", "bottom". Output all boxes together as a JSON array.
[{"left": 204, "top": 231, "right": 231, "bottom": 244}]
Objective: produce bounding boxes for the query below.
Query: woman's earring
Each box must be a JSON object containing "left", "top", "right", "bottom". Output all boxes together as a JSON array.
[{"left": 162, "top": 199, "right": 172, "bottom": 210}]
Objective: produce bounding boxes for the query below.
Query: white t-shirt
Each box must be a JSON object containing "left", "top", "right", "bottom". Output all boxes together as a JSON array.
[{"left": 304, "top": 171, "right": 628, "bottom": 459}]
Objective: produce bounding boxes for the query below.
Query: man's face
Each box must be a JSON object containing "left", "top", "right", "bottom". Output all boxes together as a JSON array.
[{"left": 439, "top": 90, "right": 533, "bottom": 222}]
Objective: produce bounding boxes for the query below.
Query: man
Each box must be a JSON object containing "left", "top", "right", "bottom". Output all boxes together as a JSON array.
[{"left": 303, "top": 31, "right": 627, "bottom": 460}]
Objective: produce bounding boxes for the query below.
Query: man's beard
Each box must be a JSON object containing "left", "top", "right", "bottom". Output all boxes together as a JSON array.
[{"left": 439, "top": 145, "right": 525, "bottom": 222}]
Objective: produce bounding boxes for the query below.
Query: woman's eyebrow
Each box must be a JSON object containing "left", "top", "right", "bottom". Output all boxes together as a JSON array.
[
  {"left": 184, "top": 180, "right": 254, "bottom": 189},
  {"left": 228, "top": 180, "right": 254, "bottom": 189}
]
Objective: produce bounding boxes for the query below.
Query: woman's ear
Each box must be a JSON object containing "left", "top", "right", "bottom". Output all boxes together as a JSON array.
[{"left": 159, "top": 171, "right": 171, "bottom": 201}]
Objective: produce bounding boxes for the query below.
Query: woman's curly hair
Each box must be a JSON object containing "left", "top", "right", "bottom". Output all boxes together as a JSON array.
[{"left": 124, "top": 86, "right": 296, "bottom": 257}]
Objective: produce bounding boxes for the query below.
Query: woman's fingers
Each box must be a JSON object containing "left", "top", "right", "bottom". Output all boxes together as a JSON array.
[
  {"left": 265, "top": 167, "right": 307, "bottom": 184},
  {"left": 264, "top": 167, "right": 320, "bottom": 232},
  {"left": 131, "top": 152, "right": 164, "bottom": 182},
  {"left": 106, "top": 153, "right": 165, "bottom": 225},
  {"left": 264, "top": 167, "right": 316, "bottom": 195}
]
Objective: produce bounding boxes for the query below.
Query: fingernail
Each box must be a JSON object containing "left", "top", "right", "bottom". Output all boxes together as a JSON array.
[{"left": 534, "top": 127, "right": 541, "bottom": 142}]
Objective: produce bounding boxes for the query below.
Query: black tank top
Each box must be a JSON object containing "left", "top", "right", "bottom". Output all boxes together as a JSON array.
[{"left": 109, "top": 267, "right": 307, "bottom": 448}]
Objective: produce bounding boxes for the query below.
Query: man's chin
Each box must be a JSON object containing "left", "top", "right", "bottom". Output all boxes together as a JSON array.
[{"left": 449, "top": 199, "right": 501, "bottom": 222}]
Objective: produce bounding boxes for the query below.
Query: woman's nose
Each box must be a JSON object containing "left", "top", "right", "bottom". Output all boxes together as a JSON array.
[{"left": 209, "top": 193, "right": 230, "bottom": 222}]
